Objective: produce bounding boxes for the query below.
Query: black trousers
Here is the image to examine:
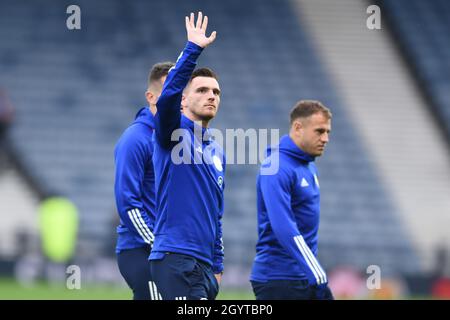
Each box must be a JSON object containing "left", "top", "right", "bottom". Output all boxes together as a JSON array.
[
  {"left": 150, "top": 252, "right": 219, "bottom": 300},
  {"left": 117, "top": 246, "right": 152, "bottom": 300},
  {"left": 251, "top": 280, "right": 334, "bottom": 300}
]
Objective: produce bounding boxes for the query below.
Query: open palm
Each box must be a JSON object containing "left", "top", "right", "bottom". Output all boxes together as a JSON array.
[{"left": 185, "top": 12, "right": 217, "bottom": 48}]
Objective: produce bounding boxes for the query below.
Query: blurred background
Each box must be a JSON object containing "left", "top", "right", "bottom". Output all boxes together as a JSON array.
[{"left": 0, "top": 0, "right": 449, "bottom": 299}]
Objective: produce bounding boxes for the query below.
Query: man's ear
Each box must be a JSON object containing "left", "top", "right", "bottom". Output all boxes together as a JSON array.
[
  {"left": 293, "top": 119, "right": 303, "bottom": 133},
  {"left": 181, "top": 94, "right": 187, "bottom": 109},
  {"left": 145, "top": 90, "right": 155, "bottom": 105}
]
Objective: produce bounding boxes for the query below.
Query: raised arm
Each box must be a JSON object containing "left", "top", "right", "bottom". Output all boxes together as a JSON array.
[{"left": 155, "top": 12, "right": 216, "bottom": 148}]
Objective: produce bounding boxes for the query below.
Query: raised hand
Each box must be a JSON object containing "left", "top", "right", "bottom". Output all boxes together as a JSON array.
[{"left": 185, "top": 11, "right": 217, "bottom": 48}]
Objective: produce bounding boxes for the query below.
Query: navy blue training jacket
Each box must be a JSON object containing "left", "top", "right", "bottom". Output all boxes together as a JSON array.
[
  {"left": 251, "top": 135, "right": 327, "bottom": 285},
  {"left": 149, "top": 41, "right": 225, "bottom": 274},
  {"left": 114, "top": 107, "right": 156, "bottom": 254}
]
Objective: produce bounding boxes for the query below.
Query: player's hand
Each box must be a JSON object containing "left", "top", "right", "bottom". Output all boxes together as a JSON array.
[
  {"left": 185, "top": 11, "right": 217, "bottom": 48},
  {"left": 214, "top": 273, "right": 222, "bottom": 285}
]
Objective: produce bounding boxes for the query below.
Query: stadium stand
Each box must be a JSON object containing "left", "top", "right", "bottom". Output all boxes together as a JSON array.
[
  {"left": 295, "top": 0, "right": 450, "bottom": 272},
  {"left": 2, "top": 0, "right": 442, "bottom": 287},
  {"left": 381, "top": 0, "right": 450, "bottom": 140}
]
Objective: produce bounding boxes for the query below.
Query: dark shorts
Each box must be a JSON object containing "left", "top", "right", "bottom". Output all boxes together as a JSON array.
[
  {"left": 150, "top": 252, "right": 219, "bottom": 300},
  {"left": 117, "top": 246, "right": 152, "bottom": 300},
  {"left": 251, "top": 279, "right": 334, "bottom": 300}
]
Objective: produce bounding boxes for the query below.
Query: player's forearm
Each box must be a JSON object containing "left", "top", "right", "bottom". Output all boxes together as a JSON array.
[
  {"left": 212, "top": 245, "right": 224, "bottom": 274},
  {"left": 155, "top": 41, "right": 203, "bottom": 145},
  {"left": 262, "top": 173, "right": 326, "bottom": 284},
  {"left": 212, "top": 213, "right": 224, "bottom": 274},
  {"left": 212, "top": 243, "right": 224, "bottom": 274},
  {"left": 160, "top": 41, "right": 202, "bottom": 97},
  {"left": 156, "top": 42, "right": 202, "bottom": 119},
  {"left": 115, "top": 166, "right": 154, "bottom": 244},
  {"left": 119, "top": 206, "right": 155, "bottom": 245},
  {"left": 268, "top": 207, "right": 327, "bottom": 285}
]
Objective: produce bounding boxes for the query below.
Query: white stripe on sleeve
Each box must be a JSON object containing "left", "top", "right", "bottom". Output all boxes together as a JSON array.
[
  {"left": 131, "top": 209, "right": 153, "bottom": 243},
  {"left": 294, "top": 235, "right": 327, "bottom": 284},
  {"left": 135, "top": 208, "right": 155, "bottom": 242},
  {"left": 128, "top": 210, "right": 151, "bottom": 244},
  {"left": 297, "top": 235, "right": 327, "bottom": 283}
]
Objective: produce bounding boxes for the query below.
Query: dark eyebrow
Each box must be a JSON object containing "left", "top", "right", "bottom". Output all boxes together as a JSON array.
[{"left": 196, "top": 86, "right": 221, "bottom": 95}]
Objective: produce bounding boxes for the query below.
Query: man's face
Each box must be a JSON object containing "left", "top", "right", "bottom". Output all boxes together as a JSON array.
[
  {"left": 182, "top": 76, "right": 221, "bottom": 122},
  {"left": 295, "top": 113, "right": 331, "bottom": 157}
]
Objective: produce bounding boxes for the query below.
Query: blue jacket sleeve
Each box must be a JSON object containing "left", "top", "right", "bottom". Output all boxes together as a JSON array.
[
  {"left": 155, "top": 41, "right": 203, "bottom": 148},
  {"left": 213, "top": 153, "right": 226, "bottom": 274},
  {"left": 114, "top": 131, "right": 155, "bottom": 246},
  {"left": 212, "top": 209, "right": 224, "bottom": 274},
  {"left": 259, "top": 168, "right": 327, "bottom": 285}
]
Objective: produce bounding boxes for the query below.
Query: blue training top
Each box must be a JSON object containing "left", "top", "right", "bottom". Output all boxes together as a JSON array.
[
  {"left": 149, "top": 41, "right": 225, "bottom": 274},
  {"left": 250, "top": 135, "right": 327, "bottom": 285},
  {"left": 114, "top": 107, "right": 156, "bottom": 254}
]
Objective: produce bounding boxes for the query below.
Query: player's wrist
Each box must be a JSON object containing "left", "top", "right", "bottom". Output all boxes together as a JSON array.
[{"left": 186, "top": 41, "right": 204, "bottom": 51}]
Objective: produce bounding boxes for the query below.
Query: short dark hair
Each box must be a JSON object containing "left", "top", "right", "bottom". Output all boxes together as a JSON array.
[
  {"left": 189, "top": 67, "right": 219, "bottom": 83},
  {"left": 148, "top": 61, "right": 175, "bottom": 87},
  {"left": 290, "top": 100, "right": 332, "bottom": 126}
]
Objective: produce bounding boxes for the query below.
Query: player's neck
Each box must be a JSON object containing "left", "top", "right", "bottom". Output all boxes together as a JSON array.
[
  {"left": 184, "top": 112, "right": 210, "bottom": 128},
  {"left": 149, "top": 104, "right": 157, "bottom": 116},
  {"left": 289, "top": 132, "right": 303, "bottom": 150}
]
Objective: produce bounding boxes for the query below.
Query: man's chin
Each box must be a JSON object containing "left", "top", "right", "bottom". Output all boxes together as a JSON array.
[
  {"left": 200, "top": 111, "right": 216, "bottom": 121},
  {"left": 314, "top": 150, "right": 325, "bottom": 157}
]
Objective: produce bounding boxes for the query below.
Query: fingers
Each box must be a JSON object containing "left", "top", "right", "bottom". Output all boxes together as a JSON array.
[
  {"left": 196, "top": 11, "right": 203, "bottom": 29},
  {"left": 202, "top": 15, "right": 208, "bottom": 32},
  {"left": 208, "top": 31, "right": 217, "bottom": 43},
  {"left": 188, "top": 11, "right": 209, "bottom": 31},
  {"left": 190, "top": 12, "right": 195, "bottom": 28},
  {"left": 186, "top": 11, "right": 215, "bottom": 46}
]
